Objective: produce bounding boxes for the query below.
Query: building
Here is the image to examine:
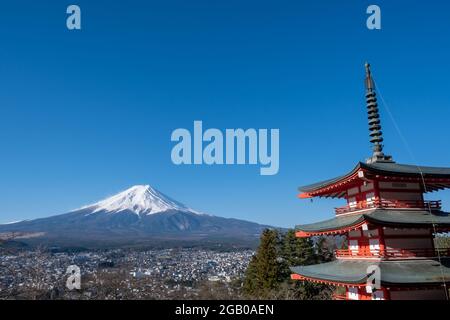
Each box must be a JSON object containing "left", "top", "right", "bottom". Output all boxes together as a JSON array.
[{"left": 290, "top": 63, "right": 450, "bottom": 300}]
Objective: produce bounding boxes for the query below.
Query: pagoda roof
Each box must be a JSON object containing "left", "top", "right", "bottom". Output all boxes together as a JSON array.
[
  {"left": 290, "top": 258, "right": 450, "bottom": 286},
  {"left": 366, "top": 162, "right": 450, "bottom": 176},
  {"left": 299, "top": 162, "right": 450, "bottom": 198},
  {"left": 296, "top": 209, "right": 450, "bottom": 236}
]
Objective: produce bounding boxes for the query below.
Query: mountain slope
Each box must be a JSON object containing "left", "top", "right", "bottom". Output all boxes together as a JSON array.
[{"left": 0, "top": 185, "right": 271, "bottom": 248}]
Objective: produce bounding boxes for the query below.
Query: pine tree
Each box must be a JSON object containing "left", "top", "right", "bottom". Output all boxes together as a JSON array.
[
  {"left": 282, "top": 229, "right": 315, "bottom": 266},
  {"left": 243, "top": 229, "right": 281, "bottom": 298},
  {"left": 242, "top": 254, "right": 259, "bottom": 295},
  {"left": 242, "top": 229, "right": 333, "bottom": 299},
  {"left": 255, "top": 229, "right": 280, "bottom": 295},
  {"left": 314, "top": 236, "right": 334, "bottom": 263}
]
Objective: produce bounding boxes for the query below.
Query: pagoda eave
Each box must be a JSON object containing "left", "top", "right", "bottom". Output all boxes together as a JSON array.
[
  {"left": 290, "top": 258, "right": 450, "bottom": 287},
  {"left": 298, "top": 162, "right": 450, "bottom": 198},
  {"left": 295, "top": 209, "right": 450, "bottom": 237},
  {"left": 290, "top": 273, "right": 366, "bottom": 288}
]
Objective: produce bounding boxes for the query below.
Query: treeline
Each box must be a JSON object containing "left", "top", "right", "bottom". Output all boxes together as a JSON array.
[
  {"left": 435, "top": 234, "right": 450, "bottom": 248},
  {"left": 242, "top": 229, "right": 334, "bottom": 300}
]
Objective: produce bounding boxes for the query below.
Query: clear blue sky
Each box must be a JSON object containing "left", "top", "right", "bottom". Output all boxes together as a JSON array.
[{"left": 1, "top": 1, "right": 450, "bottom": 227}]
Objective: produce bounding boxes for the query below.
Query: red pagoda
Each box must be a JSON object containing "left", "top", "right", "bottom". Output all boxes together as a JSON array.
[{"left": 290, "top": 63, "right": 450, "bottom": 300}]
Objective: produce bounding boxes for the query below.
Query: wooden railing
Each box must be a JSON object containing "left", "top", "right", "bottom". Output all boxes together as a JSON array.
[
  {"left": 335, "top": 247, "right": 450, "bottom": 259},
  {"left": 335, "top": 199, "right": 442, "bottom": 215}
]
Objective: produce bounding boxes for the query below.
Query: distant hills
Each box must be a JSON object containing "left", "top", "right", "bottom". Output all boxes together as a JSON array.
[{"left": 0, "top": 185, "right": 273, "bottom": 249}]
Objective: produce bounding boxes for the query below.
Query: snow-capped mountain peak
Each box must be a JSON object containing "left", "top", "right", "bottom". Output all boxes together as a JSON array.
[
  {"left": 80, "top": 185, "right": 197, "bottom": 215},
  {"left": 0, "top": 184, "right": 269, "bottom": 247}
]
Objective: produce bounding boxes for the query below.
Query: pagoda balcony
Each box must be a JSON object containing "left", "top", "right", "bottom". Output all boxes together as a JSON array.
[
  {"left": 335, "top": 199, "right": 442, "bottom": 215},
  {"left": 335, "top": 247, "right": 450, "bottom": 259}
]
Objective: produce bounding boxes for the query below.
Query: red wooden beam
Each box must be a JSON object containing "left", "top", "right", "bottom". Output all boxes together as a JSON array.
[{"left": 291, "top": 273, "right": 366, "bottom": 288}]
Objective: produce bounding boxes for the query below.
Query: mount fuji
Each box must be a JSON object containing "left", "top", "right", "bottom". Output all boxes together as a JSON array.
[
  {"left": 0, "top": 185, "right": 271, "bottom": 249},
  {"left": 79, "top": 185, "right": 201, "bottom": 216}
]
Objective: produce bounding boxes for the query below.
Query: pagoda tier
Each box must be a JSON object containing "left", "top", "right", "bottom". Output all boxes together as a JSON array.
[
  {"left": 299, "top": 161, "right": 450, "bottom": 200},
  {"left": 292, "top": 212, "right": 450, "bottom": 299},
  {"left": 291, "top": 63, "right": 450, "bottom": 300},
  {"left": 295, "top": 209, "right": 450, "bottom": 237}
]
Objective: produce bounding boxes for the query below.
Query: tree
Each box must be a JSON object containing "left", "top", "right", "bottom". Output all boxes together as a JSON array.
[
  {"left": 281, "top": 230, "right": 315, "bottom": 272},
  {"left": 314, "top": 236, "right": 335, "bottom": 263},
  {"left": 243, "top": 229, "right": 281, "bottom": 298},
  {"left": 243, "top": 229, "right": 334, "bottom": 300},
  {"left": 255, "top": 229, "right": 280, "bottom": 293},
  {"left": 435, "top": 233, "right": 450, "bottom": 249},
  {"left": 279, "top": 231, "right": 332, "bottom": 299},
  {"left": 242, "top": 254, "right": 259, "bottom": 296}
]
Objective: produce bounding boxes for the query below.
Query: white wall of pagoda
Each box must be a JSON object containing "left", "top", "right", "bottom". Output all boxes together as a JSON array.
[
  {"left": 344, "top": 286, "right": 447, "bottom": 300},
  {"left": 344, "top": 227, "right": 435, "bottom": 257}
]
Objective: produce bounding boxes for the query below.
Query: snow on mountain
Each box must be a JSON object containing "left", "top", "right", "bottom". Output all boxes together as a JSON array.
[
  {"left": 0, "top": 184, "right": 272, "bottom": 248},
  {"left": 0, "top": 220, "right": 26, "bottom": 225},
  {"left": 79, "top": 185, "right": 200, "bottom": 215}
]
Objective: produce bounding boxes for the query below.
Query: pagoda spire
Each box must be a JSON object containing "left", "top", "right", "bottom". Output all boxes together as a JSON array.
[{"left": 364, "top": 62, "right": 393, "bottom": 163}]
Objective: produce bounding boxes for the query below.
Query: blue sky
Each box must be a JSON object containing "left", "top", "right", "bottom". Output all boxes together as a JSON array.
[{"left": 1, "top": 1, "right": 450, "bottom": 227}]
